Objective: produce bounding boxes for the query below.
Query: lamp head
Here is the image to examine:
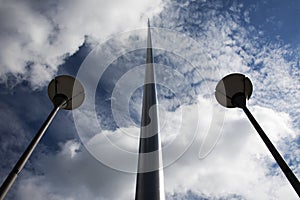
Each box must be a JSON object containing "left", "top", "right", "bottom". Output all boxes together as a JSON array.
[
  {"left": 215, "top": 73, "right": 253, "bottom": 108},
  {"left": 48, "top": 75, "right": 85, "bottom": 110}
]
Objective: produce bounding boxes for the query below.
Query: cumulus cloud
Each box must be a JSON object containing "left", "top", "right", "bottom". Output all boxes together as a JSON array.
[
  {"left": 0, "top": 0, "right": 164, "bottom": 88},
  {"left": 163, "top": 105, "right": 299, "bottom": 200},
  {"left": 13, "top": 99, "right": 299, "bottom": 200},
  {"left": 1, "top": 0, "right": 300, "bottom": 200},
  {"left": 16, "top": 140, "right": 136, "bottom": 200}
]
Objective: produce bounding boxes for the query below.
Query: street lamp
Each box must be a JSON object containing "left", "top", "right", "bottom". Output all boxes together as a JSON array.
[
  {"left": 0, "top": 75, "right": 85, "bottom": 200},
  {"left": 215, "top": 73, "right": 300, "bottom": 197}
]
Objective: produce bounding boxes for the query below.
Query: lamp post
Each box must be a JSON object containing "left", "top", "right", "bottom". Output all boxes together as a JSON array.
[
  {"left": 215, "top": 73, "right": 300, "bottom": 197},
  {"left": 0, "top": 75, "right": 85, "bottom": 200}
]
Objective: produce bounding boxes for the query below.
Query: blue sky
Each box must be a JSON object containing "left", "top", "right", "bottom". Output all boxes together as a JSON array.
[{"left": 0, "top": 0, "right": 299, "bottom": 199}]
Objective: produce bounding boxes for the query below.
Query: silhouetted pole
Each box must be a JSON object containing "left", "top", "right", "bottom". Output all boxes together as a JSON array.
[
  {"left": 215, "top": 73, "right": 300, "bottom": 198},
  {"left": 135, "top": 20, "right": 165, "bottom": 200},
  {"left": 0, "top": 100, "right": 64, "bottom": 200},
  {"left": 233, "top": 93, "right": 300, "bottom": 197},
  {"left": 0, "top": 75, "right": 85, "bottom": 200}
]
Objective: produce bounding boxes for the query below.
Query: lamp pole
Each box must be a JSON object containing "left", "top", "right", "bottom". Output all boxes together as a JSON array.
[
  {"left": 215, "top": 73, "right": 300, "bottom": 198},
  {"left": 0, "top": 75, "right": 85, "bottom": 200},
  {"left": 0, "top": 99, "right": 65, "bottom": 200}
]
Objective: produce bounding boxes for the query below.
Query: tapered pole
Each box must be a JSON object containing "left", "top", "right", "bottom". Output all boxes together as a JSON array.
[
  {"left": 232, "top": 93, "right": 300, "bottom": 197},
  {"left": 0, "top": 98, "right": 66, "bottom": 200},
  {"left": 135, "top": 20, "right": 165, "bottom": 200}
]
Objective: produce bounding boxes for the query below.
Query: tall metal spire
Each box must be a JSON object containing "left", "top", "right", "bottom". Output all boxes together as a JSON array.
[{"left": 135, "top": 20, "right": 165, "bottom": 200}]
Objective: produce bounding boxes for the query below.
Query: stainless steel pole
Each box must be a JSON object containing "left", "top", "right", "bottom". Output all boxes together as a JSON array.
[
  {"left": 135, "top": 20, "right": 165, "bottom": 200},
  {"left": 0, "top": 105, "right": 61, "bottom": 200}
]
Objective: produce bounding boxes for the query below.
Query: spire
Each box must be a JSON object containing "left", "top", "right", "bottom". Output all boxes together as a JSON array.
[
  {"left": 145, "top": 19, "right": 154, "bottom": 84},
  {"left": 135, "top": 20, "right": 165, "bottom": 200},
  {"left": 147, "top": 18, "right": 152, "bottom": 51}
]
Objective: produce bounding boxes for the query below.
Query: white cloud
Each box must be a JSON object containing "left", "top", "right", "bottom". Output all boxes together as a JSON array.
[
  {"left": 62, "top": 1, "right": 300, "bottom": 198},
  {"left": 16, "top": 140, "right": 136, "bottom": 200},
  {"left": 163, "top": 104, "right": 299, "bottom": 200},
  {"left": 0, "top": 0, "right": 164, "bottom": 89},
  {"left": 154, "top": 0, "right": 300, "bottom": 124},
  {"left": 2, "top": 0, "right": 300, "bottom": 200},
  {"left": 13, "top": 98, "right": 299, "bottom": 200}
]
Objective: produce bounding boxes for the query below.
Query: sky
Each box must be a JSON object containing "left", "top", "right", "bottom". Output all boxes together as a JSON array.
[{"left": 0, "top": 0, "right": 299, "bottom": 199}]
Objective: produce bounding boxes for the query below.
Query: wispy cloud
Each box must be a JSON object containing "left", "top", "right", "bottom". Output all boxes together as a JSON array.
[{"left": 1, "top": 0, "right": 300, "bottom": 200}]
